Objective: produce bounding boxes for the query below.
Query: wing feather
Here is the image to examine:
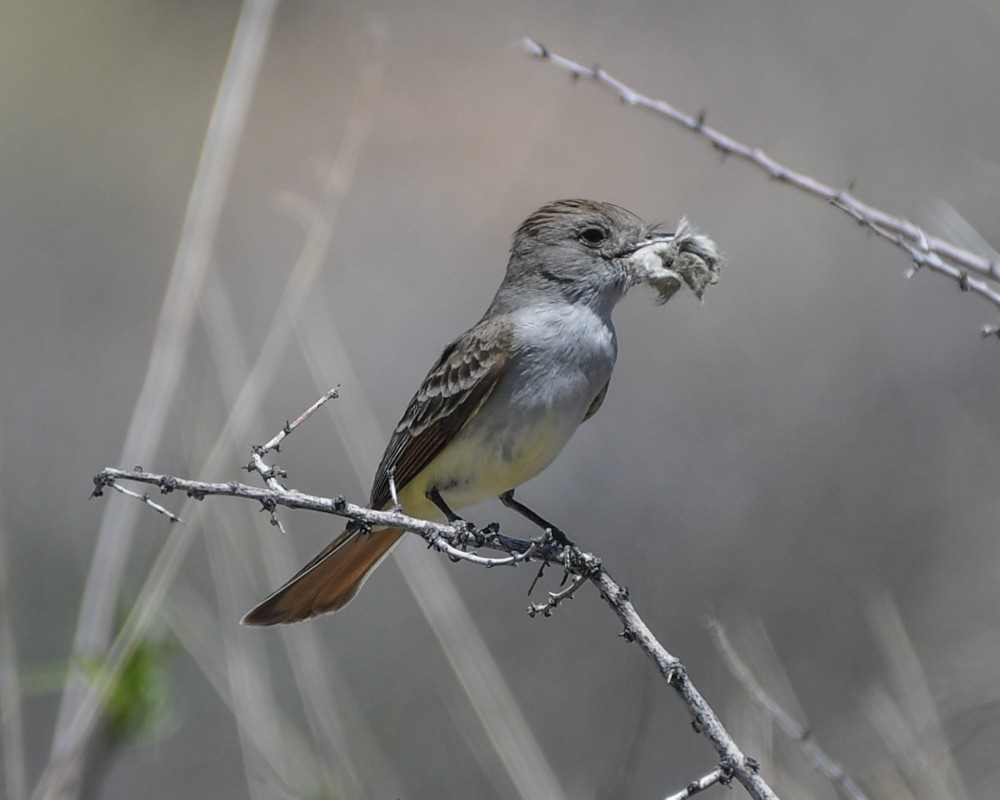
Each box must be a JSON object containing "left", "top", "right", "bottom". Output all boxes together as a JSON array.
[{"left": 368, "top": 319, "right": 511, "bottom": 510}]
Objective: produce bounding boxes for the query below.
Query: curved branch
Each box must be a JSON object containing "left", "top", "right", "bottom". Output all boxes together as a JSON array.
[
  {"left": 518, "top": 37, "right": 1000, "bottom": 330},
  {"left": 93, "top": 464, "right": 779, "bottom": 800}
]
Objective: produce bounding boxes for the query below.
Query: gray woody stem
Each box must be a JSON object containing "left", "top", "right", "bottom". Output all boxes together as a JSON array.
[
  {"left": 92, "top": 465, "right": 780, "bottom": 800},
  {"left": 518, "top": 37, "right": 1000, "bottom": 334}
]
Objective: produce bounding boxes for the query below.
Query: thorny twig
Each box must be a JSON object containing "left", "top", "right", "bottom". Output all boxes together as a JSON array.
[
  {"left": 663, "top": 765, "right": 732, "bottom": 800},
  {"left": 518, "top": 37, "right": 1000, "bottom": 334},
  {"left": 254, "top": 387, "right": 339, "bottom": 460},
  {"left": 96, "top": 462, "right": 779, "bottom": 798},
  {"left": 93, "top": 396, "right": 780, "bottom": 799},
  {"left": 92, "top": 389, "right": 781, "bottom": 799},
  {"left": 105, "top": 479, "right": 184, "bottom": 525}
]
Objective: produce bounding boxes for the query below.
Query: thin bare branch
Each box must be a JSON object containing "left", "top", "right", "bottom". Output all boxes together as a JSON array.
[
  {"left": 94, "top": 464, "right": 781, "bottom": 800},
  {"left": 663, "top": 767, "right": 729, "bottom": 800},
  {"left": 591, "top": 575, "right": 777, "bottom": 799},
  {"left": 527, "top": 572, "right": 587, "bottom": 617},
  {"left": 256, "top": 387, "right": 339, "bottom": 457},
  {"left": 518, "top": 37, "right": 1000, "bottom": 326},
  {"left": 104, "top": 480, "right": 185, "bottom": 524}
]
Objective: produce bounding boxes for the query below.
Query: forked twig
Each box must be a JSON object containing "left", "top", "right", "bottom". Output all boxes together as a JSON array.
[{"left": 94, "top": 386, "right": 781, "bottom": 800}]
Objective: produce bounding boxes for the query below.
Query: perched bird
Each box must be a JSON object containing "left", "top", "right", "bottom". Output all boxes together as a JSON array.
[{"left": 243, "top": 199, "right": 691, "bottom": 625}]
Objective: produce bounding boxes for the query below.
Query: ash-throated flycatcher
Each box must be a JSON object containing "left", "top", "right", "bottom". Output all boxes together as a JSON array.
[{"left": 243, "top": 199, "right": 690, "bottom": 625}]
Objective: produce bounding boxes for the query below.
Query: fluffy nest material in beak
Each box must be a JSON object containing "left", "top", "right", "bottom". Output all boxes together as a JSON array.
[{"left": 629, "top": 218, "right": 723, "bottom": 304}]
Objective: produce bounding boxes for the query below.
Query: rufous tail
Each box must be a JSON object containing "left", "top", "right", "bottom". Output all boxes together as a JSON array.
[{"left": 241, "top": 527, "right": 404, "bottom": 625}]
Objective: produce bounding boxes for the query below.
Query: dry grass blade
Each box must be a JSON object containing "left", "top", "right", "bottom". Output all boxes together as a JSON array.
[{"left": 37, "top": 4, "right": 280, "bottom": 798}]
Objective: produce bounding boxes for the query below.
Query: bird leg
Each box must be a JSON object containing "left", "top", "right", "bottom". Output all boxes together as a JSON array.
[
  {"left": 499, "top": 490, "right": 574, "bottom": 549},
  {"left": 500, "top": 489, "right": 581, "bottom": 593},
  {"left": 426, "top": 487, "right": 462, "bottom": 523},
  {"left": 426, "top": 488, "right": 498, "bottom": 552}
]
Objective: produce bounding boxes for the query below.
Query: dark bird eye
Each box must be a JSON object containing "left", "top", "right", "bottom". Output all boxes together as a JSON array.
[{"left": 580, "top": 227, "right": 608, "bottom": 245}]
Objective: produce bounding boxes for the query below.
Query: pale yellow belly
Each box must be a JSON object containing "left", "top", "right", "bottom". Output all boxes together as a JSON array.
[{"left": 396, "top": 411, "right": 579, "bottom": 521}]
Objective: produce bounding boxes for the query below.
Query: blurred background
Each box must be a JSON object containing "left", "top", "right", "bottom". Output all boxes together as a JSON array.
[{"left": 3, "top": 1, "right": 999, "bottom": 798}]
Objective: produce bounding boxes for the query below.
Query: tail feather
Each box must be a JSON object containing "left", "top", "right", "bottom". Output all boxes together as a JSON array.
[{"left": 241, "top": 527, "right": 404, "bottom": 625}]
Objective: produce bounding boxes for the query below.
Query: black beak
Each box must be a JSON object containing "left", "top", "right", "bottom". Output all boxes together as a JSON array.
[{"left": 620, "top": 230, "right": 676, "bottom": 257}]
